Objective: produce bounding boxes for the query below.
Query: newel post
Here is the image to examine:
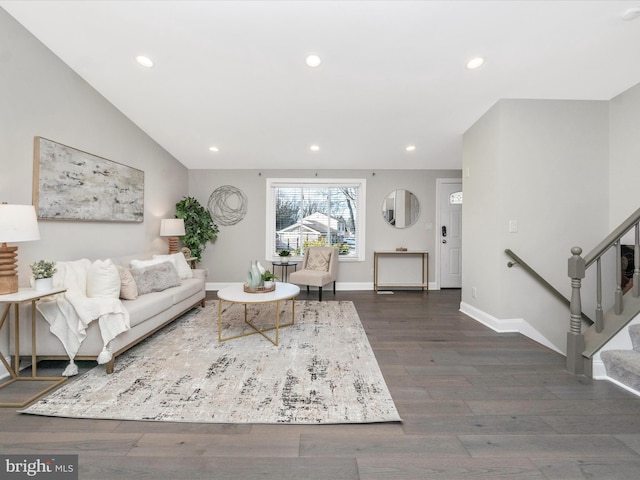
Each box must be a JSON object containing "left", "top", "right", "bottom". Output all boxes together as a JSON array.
[{"left": 567, "top": 246, "right": 586, "bottom": 374}]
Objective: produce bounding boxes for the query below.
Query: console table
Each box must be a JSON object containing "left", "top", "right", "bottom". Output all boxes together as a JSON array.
[
  {"left": 373, "top": 251, "right": 429, "bottom": 291},
  {"left": 0, "top": 287, "right": 67, "bottom": 407}
]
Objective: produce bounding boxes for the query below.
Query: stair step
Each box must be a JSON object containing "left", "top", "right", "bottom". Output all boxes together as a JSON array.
[
  {"left": 630, "top": 324, "right": 640, "bottom": 352},
  {"left": 583, "top": 293, "right": 640, "bottom": 358},
  {"left": 601, "top": 349, "right": 640, "bottom": 391}
]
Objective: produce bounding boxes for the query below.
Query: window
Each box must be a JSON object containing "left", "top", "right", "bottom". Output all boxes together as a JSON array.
[
  {"left": 449, "top": 191, "right": 463, "bottom": 204},
  {"left": 266, "top": 178, "right": 366, "bottom": 261}
]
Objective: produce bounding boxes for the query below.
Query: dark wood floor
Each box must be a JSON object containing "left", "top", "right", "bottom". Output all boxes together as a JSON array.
[{"left": 2, "top": 289, "right": 640, "bottom": 479}]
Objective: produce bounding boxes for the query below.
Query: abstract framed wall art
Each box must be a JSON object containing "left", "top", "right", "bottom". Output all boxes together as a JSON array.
[{"left": 33, "top": 137, "right": 144, "bottom": 222}]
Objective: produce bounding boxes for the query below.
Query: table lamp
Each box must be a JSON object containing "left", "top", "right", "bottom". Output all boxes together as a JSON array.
[
  {"left": 160, "top": 218, "right": 185, "bottom": 254},
  {"left": 0, "top": 203, "right": 41, "bottom": 295}
]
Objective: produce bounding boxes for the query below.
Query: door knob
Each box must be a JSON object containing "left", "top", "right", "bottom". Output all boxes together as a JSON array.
[{"left": 442, "top": 239, "right": 447, "bottom": 244}]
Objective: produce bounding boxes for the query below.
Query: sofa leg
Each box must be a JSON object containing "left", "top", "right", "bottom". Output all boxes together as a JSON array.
[
  {"left": 307, "top": 286, "right": 310, "bottom": 293},
  {"left": 333, "top": 281, "right": 336, "bottom": 295},
  {"left": 106, "top": 360, "right": 115, "bottom": 374},
  {"left": 318, "top": 286, "right": 323, "bottom": 302}
]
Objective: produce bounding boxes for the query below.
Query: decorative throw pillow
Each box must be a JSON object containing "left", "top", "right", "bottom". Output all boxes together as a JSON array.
[
  {"left": 130, "top": 257, "right": 167, "bottom": 270},
  {"left": 307, "top": 250, "right": 330, "bottom": 272},
  {"left": 115, "top": 264, "right": 138, "bottom": 300},
  {"left": 86, "top": 259, "right": 121, "bottom": 298},
  {"left": 131, "top": 261, "right": 181, "bottom": 296},
  {"left": 153, "top": 253, "right": 193, "bottom": 280}
]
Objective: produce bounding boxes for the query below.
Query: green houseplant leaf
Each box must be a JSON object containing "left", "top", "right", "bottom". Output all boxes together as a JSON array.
[{"left": 175, "top": 196, "right": 219, "bottom": 263}]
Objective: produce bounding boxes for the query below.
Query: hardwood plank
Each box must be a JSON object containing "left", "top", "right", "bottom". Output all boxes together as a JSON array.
[
  {"left": 458, "top": 434, "right": 638, "bottom": 458},
  {"left": 129, "top": 433, "right": 300, "bottom": 457},
  {"left": 401, "top": 414, "right": 556, "bottom": 435},
  {"left": 80, "top": 456, "right": 360, "bottom": 480},
  {"left": 358, "top": 457, "right": 547, "bottom": 480},
  {"left": 299, "top": 433, "right": 469, "bottom": 458},
  {"left": 532, "top": 457, "right": 640, "bottom": 480},
  {"left": 541, "top": 414, "right": 640, "bottom": 434},
  {"left": 0, "top": 432, "right": 141, "bottom": 455}
]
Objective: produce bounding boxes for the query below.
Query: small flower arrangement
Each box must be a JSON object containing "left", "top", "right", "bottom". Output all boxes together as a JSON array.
[
  {"left": 278, "top": 250, "right": 291, "bottom": 257},
  {"left": 30, "top": 260, "right": 57, "bottom": 279}
]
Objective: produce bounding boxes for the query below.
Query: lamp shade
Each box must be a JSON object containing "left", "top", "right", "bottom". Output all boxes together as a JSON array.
[
  {"left": 0, "top": 204, "right": 40, "bottom": 243},
  {"left": 160, "top": 218, "right": 185, "bottom": 237}
]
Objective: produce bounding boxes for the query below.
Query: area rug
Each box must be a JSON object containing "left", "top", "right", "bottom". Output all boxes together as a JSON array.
[{"left": 20, "top": 300, "right": 401, "bottom": 424}]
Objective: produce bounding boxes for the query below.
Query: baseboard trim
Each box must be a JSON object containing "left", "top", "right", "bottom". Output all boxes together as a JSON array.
[
  {"left": 593, "top": 369, "right": 640, "bottom": 398},
  {"left": 592, "top": 358, "right": 607, "bottom": 378},
  {"left": 206, "top": 282, "right": 437, "bottom": 292},
  {"left": 459, "top": 301, "right": 564, "bottom": 355},
  {"left": 592, "top": 358, "right": 640, "bottom": 397}
]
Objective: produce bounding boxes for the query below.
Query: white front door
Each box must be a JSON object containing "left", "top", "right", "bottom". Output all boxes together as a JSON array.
[{"left": 438, "top": 180, "right": 462, "bottom": 288}]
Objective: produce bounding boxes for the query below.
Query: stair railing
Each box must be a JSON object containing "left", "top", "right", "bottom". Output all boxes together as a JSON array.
[
  {"left": 567, "top": 207, "right": 640, "bottom": 374},
  {"left": 505, "top": 249, "right": 593, "bottom": 324}
]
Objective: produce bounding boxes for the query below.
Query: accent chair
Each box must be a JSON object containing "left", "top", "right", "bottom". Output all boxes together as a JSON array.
[{"left": 288, "top": 246, "right": 338, "bottom": 301}]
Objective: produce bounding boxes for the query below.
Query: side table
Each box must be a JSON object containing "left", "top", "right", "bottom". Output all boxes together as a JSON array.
[
  {"left": 271, "top": 261, "right": 299, "bottom": 283},
  {"left": 0, "top": 287, "right": 67, "bottom": 407}
]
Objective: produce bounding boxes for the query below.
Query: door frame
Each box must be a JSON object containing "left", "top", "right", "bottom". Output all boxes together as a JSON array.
[{"left": 435, "top": 178, "right": 463, "bottom": 290}]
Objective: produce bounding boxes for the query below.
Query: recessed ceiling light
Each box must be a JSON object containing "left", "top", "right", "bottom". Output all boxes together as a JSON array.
[
  {"left": 209, "top": 146, "right": 219, "bottom": 152},
  {"left": 305, "top": 54, "right": 322, "bottom": 68},
  {"left": 406, "top": 145, "right": 416, "bottom": 152},
  {"left": 310, "top": 145, "right": 320, "bottom": 151},
  {"left": 136, "top": 55, "right": 154, "bottom": 68},
  {"left": 466, "top": 57, "right": 484, "bottom": 70}
]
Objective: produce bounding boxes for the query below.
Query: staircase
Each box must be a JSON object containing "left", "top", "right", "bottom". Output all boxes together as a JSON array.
[
  {"left": 601, "top": 324, "right": 640, "bottom": 392},
  {"left": 567, "top": 207, "right": 640, "bottom": 380}
]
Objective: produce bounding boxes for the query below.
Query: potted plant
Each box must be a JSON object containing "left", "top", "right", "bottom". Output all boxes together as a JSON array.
[
  {"left": 175, "top": 196, "right": 219, "bottom": 263},
  {"left": 261, "top": 270, "right": 279, "bottom": 289},
  {"left": 278, "top": 250, "right": 291, "bottom": 264},
  {"left": 30, "top": 260, "right": 57, "bottom": 291}
]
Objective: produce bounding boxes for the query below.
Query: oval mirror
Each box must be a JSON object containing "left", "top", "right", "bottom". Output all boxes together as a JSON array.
[{"left": 382, "top": 189, "right": 420, "bottom": 228}]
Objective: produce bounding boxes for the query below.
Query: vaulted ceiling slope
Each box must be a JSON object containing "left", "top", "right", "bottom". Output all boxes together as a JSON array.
[{"left": 2, "top": 1, "right": 640, "bottom": 170}]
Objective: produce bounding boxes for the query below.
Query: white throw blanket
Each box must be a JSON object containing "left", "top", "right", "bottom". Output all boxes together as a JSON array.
[{"left": 36, "top": 259, "right": 130, "bottom": 376}]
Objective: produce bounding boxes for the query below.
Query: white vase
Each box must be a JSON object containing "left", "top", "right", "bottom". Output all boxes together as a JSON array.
[
  {"left": 34, "top": 277, "right": 53, "bottom": 291},
  {"left": 280, "top": 257, "right": 289, "bottom": 264}
]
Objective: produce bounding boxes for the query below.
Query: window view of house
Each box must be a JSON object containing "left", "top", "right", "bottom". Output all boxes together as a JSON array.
[{"left": 270, "top": 182, "right": 363, "bottom": 258}]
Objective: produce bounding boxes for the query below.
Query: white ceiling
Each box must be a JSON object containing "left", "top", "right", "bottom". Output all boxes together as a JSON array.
[{"left": 3, "top": 0, "right": 640, "bottom": 170}]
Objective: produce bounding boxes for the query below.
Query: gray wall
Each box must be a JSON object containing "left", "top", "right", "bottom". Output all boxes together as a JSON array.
[
  {"left": 609, "top": 82, "right": 640, "bottom": 231},
  {"left": 462, "top": 98, "right": 611, "bottom": 353},
  {"left": 188, "top": 169, "right": 461, "bottom": 287},
  {"left": 0, "top": 9, "right": 189, "bottom": 370}
]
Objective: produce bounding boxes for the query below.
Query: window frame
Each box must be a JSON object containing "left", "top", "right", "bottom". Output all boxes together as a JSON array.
[{"left": 265, "top": 178, "right": 366, "bottom": 262}]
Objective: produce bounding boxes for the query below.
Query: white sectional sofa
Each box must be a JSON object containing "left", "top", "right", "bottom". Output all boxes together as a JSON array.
[{"left": 10, "top": 252, "right": 206, "bottom": 374}]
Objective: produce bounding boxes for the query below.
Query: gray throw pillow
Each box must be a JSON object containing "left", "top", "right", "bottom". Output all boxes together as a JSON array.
[{"left": 131, "top": 261, "right": 181, "bottom": 295}]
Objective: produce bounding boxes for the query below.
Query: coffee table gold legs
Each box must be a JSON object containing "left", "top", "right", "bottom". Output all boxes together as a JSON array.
[{"left": 217, "top": 299, "right": 296, "bottom": 346}]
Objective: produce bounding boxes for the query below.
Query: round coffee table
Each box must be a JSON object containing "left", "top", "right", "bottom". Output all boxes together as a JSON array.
[{"left": 216, "top": 282, "right": 300, "bottom": 346}]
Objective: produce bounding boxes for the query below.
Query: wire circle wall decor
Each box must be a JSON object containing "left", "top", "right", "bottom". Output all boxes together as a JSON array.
[{"left": 207, "top": 185, "right": 247, "bottom": 226}]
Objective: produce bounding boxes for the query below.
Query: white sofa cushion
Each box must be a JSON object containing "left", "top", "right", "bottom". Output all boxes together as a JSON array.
[
  {"left": 121, "top": 292, "right": 174, "bottom": 328},
  {"left": 130, "top": 257, "right": 167, "bottom": 270},
  {"left": 153, "top": 253, "right": 193, "bottom": 279}
]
